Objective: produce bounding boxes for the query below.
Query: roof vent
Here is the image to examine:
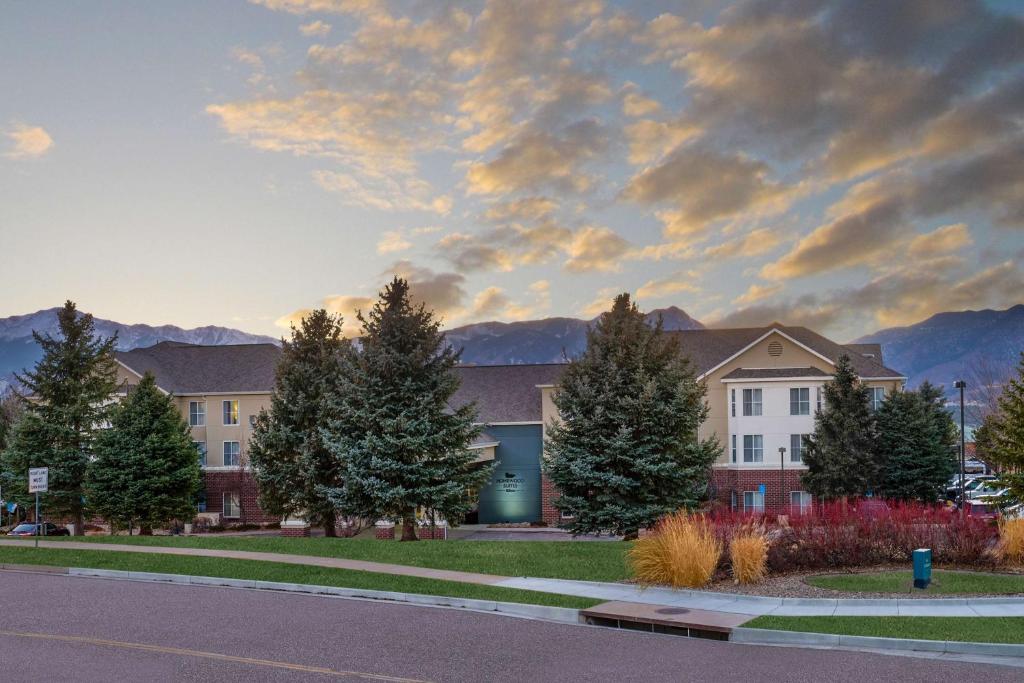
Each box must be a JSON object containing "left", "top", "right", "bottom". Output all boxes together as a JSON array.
[{"left": 767, "top": 341, "right": 783, "bottom": 357}]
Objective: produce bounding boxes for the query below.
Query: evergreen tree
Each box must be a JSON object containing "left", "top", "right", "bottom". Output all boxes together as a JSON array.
[
  {"left": 980, "top": 352, "right": 1024, "bottom": 500},
  {"left": 324, "top": 278, "right": 489, "bottom": 541},
  {"left": 876, "top": 386, "right": 957, "bottom": 502},
  {"left": 801, "top": 355, "right": 878, "bottom": 500},
  {"left": 249, "top": 309, "right": 349, "bottom": 536},
  {"left": 87, "top": 373, "right": 201, "bottom": 533},
  {"left": 543, "top": 293, "right": 721, "bottom": 537},
  {"left": 0, "top": 302, "right": 118, "bottom": 532}
]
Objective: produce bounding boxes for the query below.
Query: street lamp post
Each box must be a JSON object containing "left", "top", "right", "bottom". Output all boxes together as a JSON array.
[
  {"left": 779, "top": 446, "right": 787, "bottom": 513},
  {"left": 954, "top": 380, "right": 967, "bottom": 511}
]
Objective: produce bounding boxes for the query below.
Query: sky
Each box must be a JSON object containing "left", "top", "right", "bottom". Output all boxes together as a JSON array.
[{"left": 1, "top": 0, "right": 1022, "bottom": 341}]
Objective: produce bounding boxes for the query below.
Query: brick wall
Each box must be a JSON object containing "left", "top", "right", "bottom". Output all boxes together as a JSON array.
[
  {"left": 711, "top": 469, "right": 811, "bottom": 514},
  {"left": 540, "top": 474, "right": 562, "bottom": 526},
  {"left": 202, "top": 471, "right": 278, "bottom": 525}
]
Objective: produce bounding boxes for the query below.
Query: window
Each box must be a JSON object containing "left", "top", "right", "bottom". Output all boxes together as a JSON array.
[
  {"left": 790, "top": 434, "right": 808, "bottom": 463},
  {"left": 731, "top": 389, "right": 736, "bottom": 417},
  {"left": 223, "top": 441, "right": 241, "bottom": 467},
  {"left": 223, "top": 492, "right": 240, "bottom": 519},
  {"left": 223, "top": 400, "right": 239, "bottom": 425},
  {"left": 743, "top": 491, "right": 764, "bottom": 513},
  {"left": 743, "top": 435, "right": 763, "bottom": 463},
  {"left": 790, "top": 387, "right": 810, "bottom": 415},
  {"left": 189, "top": 401, "right": 205, "bottom": 427},
  {"left": 869, "top": 387, "right": 885, "bottom": 412},
  {"left": 790, "top": 491, "right": 812, "bottom": 513},
  {"left": 193, "top": 441, "right": 207, "bottom": 467},
  {"left": 742, "top": 388, "right": 762, "bottom": 416},
  {"left": 731, "top": 435, "right": 737, "bottom": 463},
  {"left": 816, "top": 387, "right": 822, "bottom": 413},
  {"left": 196, "top": 491, "right": 207, "bottom": 513}
]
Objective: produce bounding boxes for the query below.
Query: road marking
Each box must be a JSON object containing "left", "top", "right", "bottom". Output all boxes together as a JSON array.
[{"left": 0, "top": 629, "right": 431, "bottom": 682}]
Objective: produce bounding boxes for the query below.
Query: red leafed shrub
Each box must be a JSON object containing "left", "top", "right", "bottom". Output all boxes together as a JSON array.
[{"left": 705, "top": 500, "right": 999, "bottom": 572}]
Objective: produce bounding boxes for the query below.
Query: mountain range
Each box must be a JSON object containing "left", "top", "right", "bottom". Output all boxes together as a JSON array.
[{"left": 1, "top": 304, "right": 1021, "bottom": 394}]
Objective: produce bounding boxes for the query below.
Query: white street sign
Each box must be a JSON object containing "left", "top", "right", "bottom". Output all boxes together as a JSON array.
[{"left": 28, "top": 467, "right": 48, "bottom": 493}]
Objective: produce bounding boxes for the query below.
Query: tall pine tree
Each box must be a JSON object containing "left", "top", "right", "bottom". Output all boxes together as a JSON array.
[
  {"left": 979, "top": 352, "right": 1024, "bottom": 500},
  {"left": 543, "top": 293, "right": 720, "bottom": 537},
  {"left": 88, "top": 373, "right": 202, "bottom": 533},
  {"left": 0, "top": 302, "right": 118, "bottom": 532},
  {"left": 249, "top": 309, "right": 349, "bottom": 536},
  {"left": 876, "top": 386, "right": 956, "bottom": 502},
  {"left": 801, "top": 355, "right": 879, "bottom": 501},
  {"left": 324, "top": 278, "right": 489, "bottom": 541}
]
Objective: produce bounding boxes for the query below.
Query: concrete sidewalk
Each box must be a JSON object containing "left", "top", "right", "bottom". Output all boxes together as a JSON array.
[{"left": 5, "top": 539, "right": 1024, "bottom": 617}]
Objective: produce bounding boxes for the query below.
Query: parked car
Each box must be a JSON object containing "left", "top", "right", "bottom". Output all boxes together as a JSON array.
[
  {"left": 946, "top": 474, "right": 995, "bottom": 499},
  {"left": 6, "top": 522, "right": 69, "bottom": 537},
  {"left": 963, "top": 459, "right": 988, "bottom": 474},
  {"left": 963, "top": 499, "right": 1000, "bottom": 521}
]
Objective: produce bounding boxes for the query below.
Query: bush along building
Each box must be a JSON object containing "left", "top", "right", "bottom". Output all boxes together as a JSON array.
[{"left": 113, "top": 322, "right": 904, "bottom": 525}]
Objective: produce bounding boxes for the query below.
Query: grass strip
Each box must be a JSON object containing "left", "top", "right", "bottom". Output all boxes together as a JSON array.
[
  {"left": 806, "top": 570, "right": 1024, "bottom": 595},
  {"left": 745, "top": 615, "right": 1024, "bottom": 644},
  {"left": 0, "top": 546, "right": 599, "bottom": 609},
  {"left": 0, "top": 535, "right": 632, "bottom": 582}
]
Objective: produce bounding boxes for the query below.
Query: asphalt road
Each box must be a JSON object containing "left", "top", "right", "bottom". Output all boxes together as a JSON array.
[{"left": 0, "top": 571, "right": 1020, "bottom": 682}]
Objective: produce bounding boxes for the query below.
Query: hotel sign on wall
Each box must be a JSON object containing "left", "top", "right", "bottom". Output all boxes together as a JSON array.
[{"left": 498, "top": 471, "right": 526, "bottom": 495}]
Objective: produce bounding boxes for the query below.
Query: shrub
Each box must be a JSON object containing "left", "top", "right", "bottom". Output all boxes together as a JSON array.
[
  {"left": 999, "top": 518, "right": 1024, "bottom": 566},
  {"left": 730, "top": 528, "right": 768, "bottom": 584},
  {"left": 629, "top": 511, "right": 721, "bottom": 588}
]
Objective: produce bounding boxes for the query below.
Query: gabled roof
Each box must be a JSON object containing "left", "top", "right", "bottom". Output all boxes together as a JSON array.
[
  {"left": 452, "top": 364, "right": 565, "bottom": 423},
  {"left": 720, "top": 367, "right": 830, "bottom": 380},
  {"left": 844, "top": 343, "right": 884, "bottom": 365},
  {"left": 116, "top": 342, "right": 281, "bottom": 394},
  {"left": 669, "top": 325, "right": 904, "bottom": 380}
]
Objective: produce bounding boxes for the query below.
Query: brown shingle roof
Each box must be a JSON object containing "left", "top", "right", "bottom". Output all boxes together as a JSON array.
[
  {"left": 844, "top": 343, "right": 884, "bottom": 365},
  {"left": 720, "top": 367, "right": 831, "bottom": 380},
  {"left": 670, "top": 325, "right": 904, "bottom": 379},
  {"left": 452, "top": 364, "right": 565, "bottom": 423},
  {"left": 116, "top": 342, "right": 281, "bottom": 394}
]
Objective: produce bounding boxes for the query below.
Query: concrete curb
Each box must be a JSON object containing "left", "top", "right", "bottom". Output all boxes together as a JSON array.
[
  {"left": 65, "top": 567, "right": 582, "bottom": 624},
  {"left": 731, "top": 627, "right": 1024, "bottom": 659}
]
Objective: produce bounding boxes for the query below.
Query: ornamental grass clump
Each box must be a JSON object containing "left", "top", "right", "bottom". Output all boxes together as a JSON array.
[
  {"left": 999, "top": 518, "right": 1024, "bottom": 566},
  {"left": 629, "top": 511, "right": 721, "bottom": 589},
  {"left": 730, "top": 528, "right": 768, "bottom": 584}
]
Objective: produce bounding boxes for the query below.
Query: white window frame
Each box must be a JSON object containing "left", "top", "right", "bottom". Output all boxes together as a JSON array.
[
  {"left": 789, "top": 387, "right": 810, "bottom": 416},
  {"left": 731, "top": 434, "right": 737, "bottom": 463},
  {"left": 790, "top": 491, "right": 812, "bottom": 513},
  {"left": 816, "top": 386, "right": 822, "bottom": 413},
  {"left": 223, "top": 492, "right": 240, "bottom": 519},
  {"left": 742, "top": 388, "right": 762, "bottom": 416},
  {"left": 193, "top": 441, "right": 207, "bottom": 467},
  {"left": 223, "top": 441, "right": 241, "bottom": 467},
  {"left": 730, "top": 389, "right": 736, "bottom": 417},
  {"left": 869, "top": 387, "right": 885, "bottom": 412},
  {"left": 743, "top": 491, "right": 765, "bottom": 513},
  {"left": 743, "top": 435, "right": 763, "bottom": 463},
  {"left": 223, "top": 400, "right": 239, "bottom": 426},
  {"left": 790, "top": 434, "right": 808, "bottom": 463},
  {"left": 189, "top": 401, "right": 206, "bottom": 427}
]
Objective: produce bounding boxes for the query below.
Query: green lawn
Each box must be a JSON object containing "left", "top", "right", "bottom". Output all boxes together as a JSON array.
[
  {"left": 745, "top": 615, "right": 1024, "bottom": 644},
  {"left": 806, "top": 570, "right": 1024, "bottom": 595},
  {"left": 0, "top": 535, "right": 632, "bottom": 582},
  {"left": 0, "top": 546, "right": 600, "bottom": 609}
]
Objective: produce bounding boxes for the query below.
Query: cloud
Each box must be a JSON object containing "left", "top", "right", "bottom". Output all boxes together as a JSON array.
[
  {"left": 564, "top": 226, "right": 631, "bottom": 273},
  {"left": 624, "top": 118, "right": 701, "bottom": 165},
  {"left": 250, "top": 0, "right": 380, "bottom": 15},
  {"left": 483, "top": 197, "right": 558, "bottom": 222},
  {"left": 376, "top": 230, "right": 412, "bottom": 254},
  {"left": 702, "top": 228, "right": 783, "bottom": 260},
  {"left": 636, "top": 272, "right": 700, "bottom": 301},
  {"left": 312, "top": 170, "right": 451, "bottom": 214},
  {"left": 299, "top": 20, "right": 331, "bottom": 36},
  {"left": 907, "top": 223, "right": 973, "bottom": 258},
  {"left": 5, "top": 123, "right": 53, "bottom": 158},
  {"left": 622, "top": 143, "right": 793, "bottom": 238},
  {"left": 581, "top": 287, "right": 624, "bottom": 318},
  {"left": 466, "top": 120, "right": 607, "bottom": 196},
  {"left": 622, "top": 89, "right": 661, "bottom": 118},
  {"left": 733, "top": 283, "right": 783, "bottom": 306}
]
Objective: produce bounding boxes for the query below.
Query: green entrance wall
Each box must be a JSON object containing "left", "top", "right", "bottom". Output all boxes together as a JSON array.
[{"left": 477, "top": 424, "right": 542, "bottom": 524}]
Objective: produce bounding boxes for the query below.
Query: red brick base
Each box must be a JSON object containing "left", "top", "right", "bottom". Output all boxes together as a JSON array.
[
  {"left": 280, "top": 526, "right": 311, "bottom": 537},
  {"left": 540, "top": 474, "right": 563, "bottom": 527},
  {"left": 201, "top": 471, "right": 278, "bottom": 526},
  {"left": 375, "top": 525, "right": 395, "bottom": 540},
  {"left": 415, "top": 526, "right": 447, "bottom": 540},
  {"left": 711, "top": 468, "right": 812, "bottom": 514}
]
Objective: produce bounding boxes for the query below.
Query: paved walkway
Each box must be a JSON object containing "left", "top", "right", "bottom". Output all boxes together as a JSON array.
[{"left": 5, "top": 539, "right": 1024, "bottom": 617}]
